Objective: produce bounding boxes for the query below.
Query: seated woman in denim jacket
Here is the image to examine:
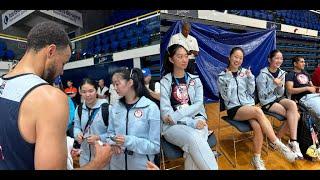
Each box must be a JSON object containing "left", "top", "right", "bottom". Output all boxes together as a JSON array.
[{"left": 160, "top": 44, "right": 218, "bottom": 170}]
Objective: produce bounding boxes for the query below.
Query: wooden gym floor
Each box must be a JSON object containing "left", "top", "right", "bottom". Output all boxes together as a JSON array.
[{"left": 162, "top": 103, "right": 320, "bottom": 170}]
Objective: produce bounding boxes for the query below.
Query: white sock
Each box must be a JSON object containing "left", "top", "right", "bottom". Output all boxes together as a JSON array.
[
  {"left": 272, "top": 138, "right": 282, "bottom": 147},
  {"left": 253, "top": 154, "right": 261, "bottom": 160}
]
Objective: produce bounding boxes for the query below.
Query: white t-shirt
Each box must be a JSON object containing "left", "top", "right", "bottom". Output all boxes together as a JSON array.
[
  {"left": 97, "top": 86, "right": 108, "bottom": 98},
  {"left": 168, "top": 32, "right": 199, "bottom": 59},
  {"left": 109, "top": 84, "right": 122, "bottom": 105},
  {"left": 66, "top": 136, "right": 74, "bottom": 170},
  {"left": 146, "top": 82, "right": 160, "bottom": 93}
]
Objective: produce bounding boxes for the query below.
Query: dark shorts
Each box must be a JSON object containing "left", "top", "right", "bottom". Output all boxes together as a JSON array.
[
  {"left": 261, "top": 97, "right": 285, "bottom": 112},
  {"left": 227, "top": 105, "right": 242, "bottom": 120}
]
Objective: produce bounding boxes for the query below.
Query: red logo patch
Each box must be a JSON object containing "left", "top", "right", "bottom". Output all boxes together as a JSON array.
[
  {"left": 134, "top": 109, "right": 143, "bottom": 118},
  {"left": 189, "top": 80, "right": 195, "bottom": 86},
  {"left": 239, "top": 72, "right": 245, "bottom": 77}
]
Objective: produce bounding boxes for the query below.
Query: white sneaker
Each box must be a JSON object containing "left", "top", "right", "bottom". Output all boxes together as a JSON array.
[
  {"left": 251, "top": 157, "right": 266, "bottom": 170},
  {"left": 288, "top": 140, "right": 304, "bottom": 159},
  {"left": 276, "top": 142, "right": 296, "bottom": 163},
  {"left": 269, "top": 141, "right": 278, "bottom": 150}
]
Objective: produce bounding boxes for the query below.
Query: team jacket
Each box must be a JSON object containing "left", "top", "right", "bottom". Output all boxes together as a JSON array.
[
  {"left": 105, "top": 96, "right": 160, "bottom": 170},
  {"left": 256, "top": 67, "right": 286, "bottom": 106},
  {"left": 218, "top": 68, "right": 255, "bottom": 110},
  {"left": 160, "top": 72, "right": 208, "bottom": 131}
]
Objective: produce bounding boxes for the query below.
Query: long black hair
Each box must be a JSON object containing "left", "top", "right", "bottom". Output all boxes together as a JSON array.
[
  {"left": 227, "top": 46, "right": 245, "bottom": 68},
  {"left": 163, "top": 44, "right": 192, "bottom": 75},
  {"left": 112, "top": 67, "right": 150, "bottom": 104}
]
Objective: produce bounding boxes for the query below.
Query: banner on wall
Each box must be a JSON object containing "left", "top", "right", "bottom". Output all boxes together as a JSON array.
[
  {"left": 39, "top": 10, "right": 83, "bottom": 28},
  {"left": 2, "top": 10, "right": 35, "bottom": 30},
  {"left": 161, "top": 20, "right": 276, "bottom": 101}
]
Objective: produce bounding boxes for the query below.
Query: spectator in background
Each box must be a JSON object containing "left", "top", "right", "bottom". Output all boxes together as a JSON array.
[
  {"left": 53, "top": 76, "right": 75, "bottom": 138},
  {"left": 65, "top": 80, "right": 78, "bottom": 106},
  {"left": 312, "top": 63, "right": 320, "bottom": 87},
  {"left": 142, "top": 67, "right": 160, "bottom": 107},
  {"left": 286, "top": 56, "right": 320, "bottom": 119},
  {"left": 168, "top": 21, "right": 199, "bottom": 74},
  {"left": 109, "top": 75, "right": 122, "bottom": 105},
  {"left": 97, "top": 79, "right": 109, "bottom": 101}
]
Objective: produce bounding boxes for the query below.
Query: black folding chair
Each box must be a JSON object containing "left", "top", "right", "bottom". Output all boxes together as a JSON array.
[{"left": 218, "top": 94, "right": 253, "bottom": 167}]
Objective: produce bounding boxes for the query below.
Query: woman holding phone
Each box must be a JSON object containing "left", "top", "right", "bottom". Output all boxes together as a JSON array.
[
  {"left": 256, "top": 49, "right": 302, "bottom": 159},
  {"left": 105, "top": 68, "right": 160, "bottom": 170},
  {"left": 73, "top": 78, "right": 109, "bottom": 168}
]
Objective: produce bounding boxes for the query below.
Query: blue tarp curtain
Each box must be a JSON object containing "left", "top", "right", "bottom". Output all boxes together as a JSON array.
[{"left": 160, "top": 20, "right": 276, "bottom": 101}]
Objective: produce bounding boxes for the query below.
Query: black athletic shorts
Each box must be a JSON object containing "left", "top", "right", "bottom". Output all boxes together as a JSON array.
[
  {"left": 261, "top": 97, "right": 285, "bottom": 112},
  {"left": 227, "top": 105, "right": 242, "bottom": 120}
]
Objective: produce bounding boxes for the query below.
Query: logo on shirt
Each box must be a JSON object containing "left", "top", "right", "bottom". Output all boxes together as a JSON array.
[
  {"left": 239, "top": 72, "right": 245, "bottom": 77},
  {"left": 134, "top": 109, "right": 143, "bottom": 118},
  {"left": 296, "top": 73, "right": 309, "bottom": 84},
  {"left": 0, "top": 80, "right": 7, "bottom": 96},
  {"left": 189, "top": 80, "right": 195, "bottom": 86},
  {"left": 172, "top": 84, "right": 189, "bottom": 105}
]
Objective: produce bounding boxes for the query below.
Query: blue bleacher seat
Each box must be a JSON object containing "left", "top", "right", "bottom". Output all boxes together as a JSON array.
[
  {"left": 125, "top": 28, "right": 134, "bottom": 38},
  {"left": 111, "top": 41, "right": 119, "bottom": 52},
  {"left": 101, "top": 37, "right": 109, "bottom": 45},
  {"left": 102, "top": 44, "right": 110, "bottom": 53},
  {"left": 0, "top": 49, "right": 6, "bottom": 59},
  {"left": 119, "top": 39, "right": 128, "bottom": 50},
  {"left": 94, "top": 39, "right": 101, "bottom": 46},
  {"left": 117, "top": 31, "right": 125, "bottom": 40},
  {"left": 130, "top": 37, "right": 138, "bottom": 48},
  {"left": 109, "top": 34, "right": 117, "bottom": 42},
  {"left": 140, "top": 34, "right": 150, "bottom": 46},
  {"left": 94, "top": 46, "right": 102, "bottom": 54},
  {"left": 239, "top": 10, "right": 246, "bottom": 16},
  {"left": 135, "top": 25, "right": 144, "bottom": 37},
  {"left": 0, "top": 41, "right": 7, "bottom": 50},
  {"left": 4, "top": 49, "right": 14, "bottom": 59}
]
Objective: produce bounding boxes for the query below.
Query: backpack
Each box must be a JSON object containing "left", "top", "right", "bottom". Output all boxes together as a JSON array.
[
  {"left": 77, "top": 102, "right": 109, "bottom": 127},
  {"left": 297, "top": 108, "right": 320, "bottom": 161}
]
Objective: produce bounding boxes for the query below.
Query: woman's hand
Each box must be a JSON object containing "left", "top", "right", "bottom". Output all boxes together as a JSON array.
[
  {"left": 196, "top": 120, "right": 207, "bottom": 130},
  {"left": 146, "top": 161, "right": 160, "bottom": 170},
  {"left": 163, "top": 115, "right": 174, "bottom": 125},
  {"left": 77, "top": 133, "right": 84, "bottom": 144},
  {"left": 87, "top": 135, "right": 100, "bottom": 145},
  {"left": 111, "top": 145, "right": 122, "bottom": 155},
  {"left": 114, "top": 135, "right": 125, "bottom": 146}
]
